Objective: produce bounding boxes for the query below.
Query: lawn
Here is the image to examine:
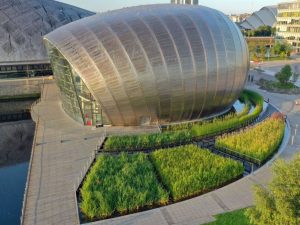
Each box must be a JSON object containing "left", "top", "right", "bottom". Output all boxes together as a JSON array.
[
  {"left": 206, "top": 208, "right": 250, "bottom": 225},
  {"left": 150, "top": 145, "right": 244, "bottom": 201}
]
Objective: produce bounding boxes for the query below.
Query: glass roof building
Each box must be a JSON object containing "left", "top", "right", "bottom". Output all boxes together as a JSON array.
[
  {"left": 240, "top": 6, "right": 278, "bottom": 30},
  {"left": 44, "top": 4, "right": 249, "bottom": 126}
]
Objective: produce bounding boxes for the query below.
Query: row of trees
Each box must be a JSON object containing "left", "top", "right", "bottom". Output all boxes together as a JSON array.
[
  {"left": 243, "top": 25, "right": 276, "bottom": 37},
  {"left": 248, "top": 40, "right": 292, "bottom": 61}
]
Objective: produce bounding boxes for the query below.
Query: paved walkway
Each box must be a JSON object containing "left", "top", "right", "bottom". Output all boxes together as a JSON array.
[
  {"left": 22, "top": 82, "right": 300, "bottom": 225},
  {"left": 22, "top": 83, "right": 158, "bottom": 225},
  {"left": 89, "top": 83, "right": 300, "bottom": 225}
]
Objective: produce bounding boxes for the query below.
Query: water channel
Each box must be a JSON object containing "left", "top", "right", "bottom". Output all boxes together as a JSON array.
[
  {"left": 0, "top": 99, "right": 247, "bottom": 225},
  {"left": 0, "top": 100, "right": 36, "bottom": 225}
]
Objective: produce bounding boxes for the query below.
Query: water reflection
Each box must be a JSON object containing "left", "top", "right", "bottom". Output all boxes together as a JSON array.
[{"left": 0, "top": 162, "right": 29, "bottom": 225}]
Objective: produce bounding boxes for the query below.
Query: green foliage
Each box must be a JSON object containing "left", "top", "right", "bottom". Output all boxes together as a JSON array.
[
  {"left": 150, "top": 145, "right": 244, "bottom": 201},
  {"left": 245, "top": 25, "right": 273, "bottom": 37},
  {"left": 104, "top": 130, "right": 192, "bottom": 151},
  {"left": 206, "top": 208, "right": 250, "bottom": 225},
  {"left": 80, "top": 153, "right": 169, "bottom": 219},
  {"left": 247, "top": 39, "right": 291, "bottom": 61},
  {"left": 191, "top": 90, "right": 264, "bottom": 139},
  {"left": 215, "top": 115, "right": 285, "bottom": 163},
  {"left": 165, "top": 91, "right": 252, "bottom": 132},
  {"left": 103, "top": 90, "right": 263, "bottom": 152},
  {"left": 275, "top": 65, "right": 292, "bottom": 84},
  {"left": 246, "top": 154, "right": 300, "bottom": 225},
  {"left": 273, "top": 41, "right": 292, "bottom": 57}
]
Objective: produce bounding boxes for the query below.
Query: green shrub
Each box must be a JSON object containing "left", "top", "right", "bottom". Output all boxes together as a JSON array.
[
  {"left": 150, "top": 145, "right": 244, "bottom": 201},
  {"left": 80, "top": 153, "right": 169, "bottom": 219}
]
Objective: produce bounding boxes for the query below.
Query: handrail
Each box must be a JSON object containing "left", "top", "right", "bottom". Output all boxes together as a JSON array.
[
  {"left": 20, "top": 80, "right": 44, "bottom": 225},
  {"left": 20, "top": 114, "right": 39, "bottom": 225},
  {"left": 73, "top": 135, "right": 106, "bottom": 225},
  {"left": 215, "top": 145, "right": 262, "bottom": 165}
]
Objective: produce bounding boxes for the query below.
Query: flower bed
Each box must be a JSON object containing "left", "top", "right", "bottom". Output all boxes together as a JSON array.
[
  {"left": 150, "top": 145, "right": 244, "bottom": 201},
  {"left": 80, "top": 153, "right": 169, "bottom": 219},
  {"left": 215, "top": 113, "right": 285, "bottom": 164}
]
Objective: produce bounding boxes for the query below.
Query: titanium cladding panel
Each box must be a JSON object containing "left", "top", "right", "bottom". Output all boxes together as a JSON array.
[{"left": 44, "top": 4, "right": 249, "bottom": 126}]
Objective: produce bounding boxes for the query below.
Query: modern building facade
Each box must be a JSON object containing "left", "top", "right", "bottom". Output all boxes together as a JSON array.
[
  {"left": 276, "top": 0, "right": 300, "bottom": 53},
  {"left": 240, "top": 6, "right": 277, "bottom": 30},
  {"left": 229, "top": 14, "right": 250, "bottom": 23},
  {"left": 0, "top": 0, "right": 94, "bottom": 78},
  {"left": 44, "top": 4, "right": 249, "bottom": 126},
  {"left": 171, "top": 0, "right": 198, "bottom": 5}
]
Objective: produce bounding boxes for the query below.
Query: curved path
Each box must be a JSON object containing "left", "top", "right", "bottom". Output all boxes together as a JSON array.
[{"left": 22, "top": 82, "right": 300, "bottom": 225}]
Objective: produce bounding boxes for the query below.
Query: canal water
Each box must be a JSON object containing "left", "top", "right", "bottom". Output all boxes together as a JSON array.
[
  {"left": 0, "top": 162, "right": 29, "bottom": 225},
  {"left": 0, "top": 100, "right": 36, "bottom": 225}
]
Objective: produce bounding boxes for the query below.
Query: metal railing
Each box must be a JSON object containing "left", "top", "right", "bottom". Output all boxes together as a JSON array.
[
  {"left": 20, "top": 80, "right": 46, "bottom": 225},
  {"left": 20, "top": 114, "right": 40, "bottom": 225},
  {"left": 73, "top": 135, "right": 106, "bottom": 225}
]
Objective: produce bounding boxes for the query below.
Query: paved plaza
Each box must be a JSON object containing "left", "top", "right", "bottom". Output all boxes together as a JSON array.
[{"left": 22, "top": 80, "right": 300, "bottom": 225}]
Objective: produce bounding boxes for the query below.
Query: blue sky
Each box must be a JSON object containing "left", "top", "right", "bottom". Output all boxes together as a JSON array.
[{"left": 59, "top": 0, "right": 284, "bottom": 14}]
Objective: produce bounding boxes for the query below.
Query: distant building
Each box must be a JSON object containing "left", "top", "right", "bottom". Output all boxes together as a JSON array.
[
  {"left": 240, "top": 6, "right": 277, "bottom": 30},
  {"left": 171, "top": 0, "right": 198, "bottom": 5},
  {"left": 276, "top": 0, "right": 300, "bottom": 53},
  {"left": 229, "top": 14, "right": 250, "bottom": 23},
  {"left": 0, "top": 0, "right": 93, "bottom": 79}
]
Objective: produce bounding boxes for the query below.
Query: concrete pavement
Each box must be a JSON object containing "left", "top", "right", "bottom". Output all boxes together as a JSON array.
[{"left": 22, "top": 81, "right": 300, "bottom": 225}]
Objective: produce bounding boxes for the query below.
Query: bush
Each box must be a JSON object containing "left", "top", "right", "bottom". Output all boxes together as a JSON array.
[
  {"left": 80, "top": 153, "right": 169, "bottom": 219},
  {"left": 275, "top": 65, "right": 292, "bottom": 84},
  {"left": 150, "top": 145, "right": 244, "bottom": 201},
  {"left": 246, "top": 154, "right": 300, "bottom": 225},
  {"left": 215, "top": 114, "right": 285, "bottom": 164},
  {"left": 104, "top": 130, "right": 192, "bottom": 151}
]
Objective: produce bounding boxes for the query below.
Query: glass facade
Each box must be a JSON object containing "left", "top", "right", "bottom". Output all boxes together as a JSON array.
[
  {"left": 46, "top": 42, "right": 108, "bottom": 126},
  {"left": 277, "top": 1, "right": 300, "bottom": 53}
]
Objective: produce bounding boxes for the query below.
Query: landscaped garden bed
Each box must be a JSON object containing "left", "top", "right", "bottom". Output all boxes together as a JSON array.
[
  {"left": 150, "top": 145, "right": 244, "bottom": 201},
  {"left": 103, "top": 130, "right": 192, "bottom": 152},
  {"left": 191, "top": 89, "right": 264, "bottom": 139},
  {"left": 79, "top": 145, "right": 244, "bottom": 221},
  {"left": 163, "top": 90, "right": 253, "bottom": 132},
  {"left": 215, "top": 113, "right": 285, "bottom": 165},
  {"left": 101, "top": 90, "right": 264, "bottom": 152},
  {"left": 257, "top": 78, "right": 300, "bottom": 95},
  {"left": 80, "top": 153, "right": 169, "bottom": 220}
]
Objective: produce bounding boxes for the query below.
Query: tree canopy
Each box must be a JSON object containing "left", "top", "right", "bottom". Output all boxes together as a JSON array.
[
  {"left": 246, "top": 154, "right": 300, "bottom": 225},
  {"left": 244, "top": 26, "right": 276, "bottom": 37},
  {"left": 275, "top": 65, "right": 292, "bottom": 84}
]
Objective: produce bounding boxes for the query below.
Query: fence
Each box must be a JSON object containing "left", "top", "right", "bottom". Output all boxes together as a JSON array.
[
  {"left": 73, "top": 135, "right": 106, "bottom": 225},
  {"left": 20, "top": 114, "right": 40, "bottom": 225},
  {"left": 20, "top": 79, "right": 45, "bottom": 225}
]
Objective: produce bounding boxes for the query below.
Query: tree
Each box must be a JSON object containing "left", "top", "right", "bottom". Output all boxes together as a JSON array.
[
  {"left": 274, "top": 41, "right": 292, "bottom": 57},
  {"left": 246, "top": 154, "right": 300, "bottom": 225},
  {"left": 275, "top": 65, "right": 292, "bottom": 84}
]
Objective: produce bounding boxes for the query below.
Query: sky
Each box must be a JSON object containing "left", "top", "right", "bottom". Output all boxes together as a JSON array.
[{"left": 58, "top": 0, "right": 285, "bottom": 14}]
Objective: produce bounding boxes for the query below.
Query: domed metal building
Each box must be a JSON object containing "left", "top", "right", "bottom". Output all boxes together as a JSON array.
[{"left": 44, "top": 4, "right": 249, "bottom": 126}]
